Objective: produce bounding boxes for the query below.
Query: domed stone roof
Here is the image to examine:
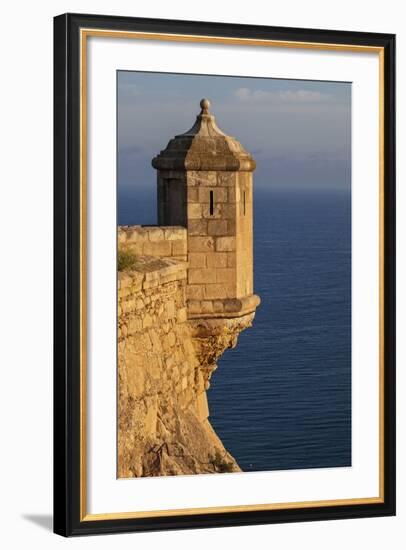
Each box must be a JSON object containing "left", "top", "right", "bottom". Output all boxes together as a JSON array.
[{"left": 152, "top": 99, "right": 256, "bottom": 172}]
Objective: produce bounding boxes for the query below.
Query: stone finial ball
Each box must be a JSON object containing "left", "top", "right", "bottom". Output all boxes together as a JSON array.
[{"left": 200, "top": 98, "right": 210, "bottom": 110}]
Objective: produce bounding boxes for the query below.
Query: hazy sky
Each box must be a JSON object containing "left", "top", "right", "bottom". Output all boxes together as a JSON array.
[{"left": 117, "top": 71, "right": 351, "bottom": 223}]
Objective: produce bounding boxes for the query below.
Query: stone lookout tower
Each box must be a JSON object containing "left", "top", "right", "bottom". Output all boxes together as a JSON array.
[{"left": 152, "top": 98, "right": 260, "bottom": 320}]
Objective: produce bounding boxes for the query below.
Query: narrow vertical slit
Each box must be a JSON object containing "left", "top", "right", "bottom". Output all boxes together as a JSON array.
[
  {"left": 243, "top": 191, "right": 246, "bottom": 215},
  {"left": 163, "top": 181, "right": 168, "bottom": 224},
  {"left": 209, "top": 190, "right": 214, "bottom": 216}
]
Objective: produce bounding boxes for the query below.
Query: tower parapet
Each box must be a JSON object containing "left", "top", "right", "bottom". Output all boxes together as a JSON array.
[{"left": 152, "top": 99, "right": 260, "bottom": 321}]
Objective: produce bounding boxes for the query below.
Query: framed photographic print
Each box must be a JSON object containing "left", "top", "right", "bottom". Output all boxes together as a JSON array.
[{"left": 53, "top": 13, "right": 396, "bottom": 536}]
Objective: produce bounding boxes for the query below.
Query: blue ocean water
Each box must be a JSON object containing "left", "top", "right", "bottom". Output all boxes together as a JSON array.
[
  {"left": 118, "top": 187, "right": 351, "bottom": 472},
  {"left": 209, "top": 189, "right": 352, "bottom": 471}
]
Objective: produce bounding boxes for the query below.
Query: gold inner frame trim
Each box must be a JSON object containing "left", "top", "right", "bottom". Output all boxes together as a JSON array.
[{"left": 79, "top": 27, "right": 385, "bottom": 521}]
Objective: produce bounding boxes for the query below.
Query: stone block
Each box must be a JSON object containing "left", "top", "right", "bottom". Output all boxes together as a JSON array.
[
  {"left": 204, "top": 283, "right": 230, "bottom": 300},
  {"left": 187, "top": 171, "right": 217, "bottom": 187},
  {"left": 204, "top": 283, "right": 227, "bottom": 300},
  {"left": 143, "top": 240, "right": 172, "bottom": 257},
  {"left": 144, "top": 270, "right": 160, "bottom": 283},
  {"left": 187, "top": 188, "right": 199, "bottom": 202},
  {"left": 224, "top": 298, "right": 242, "bottom": 312},
  {"left": 128, "top": 227, "right": 150, "bottom": 242},
  {"left": 157, "top": 274, "right": 175, "bottom": 286},
  {"left": 206, "top": 252, "right": 227, "bottom": 268},
  {"left": 227, "top": 219, "right": 236, "bottom": 235},
  {"left": 189, "top": 268, "right": 217, "bottom": 284},
  {"left": 187, "top": 203, "right": 202, "bottom": 219},
  {"left": 188, "top": 219, "right": 208, "bottom": 236},
  {"left": 171, "top": 240, "right": 187, "bottom": 256},
  {"left": 216, "top": 237, "right": 236, "bottom": 252},
  {"left": 201, "top": 300, "right": 214, "bottom": 314},
  {"left": 147, "top": 227, "right": 165, "bottom": 242},
  {"left": 220, "top": 203, "right": 236, "bottom": 219},
  {"left": 160, "top": 263, "right": 180, "bottom": 279},
  {"left": 217, "top": 172, "right": 236, "bottom": 187},
  {"left": 186, "top": 285, "right": 205, "bottom": 300},
  {"left": 188, "top": 236, "right": 215, "bottom": 252},
  {"left": 188, "top": 252, "right": 206, "bottom": 268},
  {"left": 213, "top": 300, "right": 224, "bottom": 313},
  {"left": 216, "top": 268, "right": 236, "bottom": 284},
  {"left": 207, "top": 219, "right": 228, "bottom": 236},
  {"left": 163, "top": 226, "right": 187, "bottom": 240},
  {"left": 187, "top": 300, "right": 201, "bottom": 314}
]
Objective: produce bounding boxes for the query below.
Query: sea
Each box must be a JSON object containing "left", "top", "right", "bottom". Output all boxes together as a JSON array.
[{"left": 118, "top": 187, "right": 352, "bottom": 472}]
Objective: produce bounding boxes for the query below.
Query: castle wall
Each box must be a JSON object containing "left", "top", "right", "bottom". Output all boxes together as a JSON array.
[
  {"left": 117, "top": 255, "right": 240, "bottom": 478},
  {"left": 118, "top": 225, "right": 187, "bottom": 262}
]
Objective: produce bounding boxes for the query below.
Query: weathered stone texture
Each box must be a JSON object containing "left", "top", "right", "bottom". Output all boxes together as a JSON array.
[
  {"left": 118, "top": 256, "right": 241, "bottom": 478},
  {"left": 118, "top": 225, "right": 187, "bottom": 262},
  {"left": 188, "top": 313, "right": 256, "bottom": 389}
]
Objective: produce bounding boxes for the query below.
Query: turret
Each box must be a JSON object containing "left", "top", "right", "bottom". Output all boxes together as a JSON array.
[{"left": 152, "top": 98, "right": 259, "bottom": 320}]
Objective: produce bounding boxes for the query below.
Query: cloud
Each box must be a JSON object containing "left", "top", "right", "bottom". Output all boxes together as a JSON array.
[
  {"left": 234, "top": 87, "right": 333, "bottom": 104},
  {"left": 118, "top": 83, "right": 142, "bottom": 99}
]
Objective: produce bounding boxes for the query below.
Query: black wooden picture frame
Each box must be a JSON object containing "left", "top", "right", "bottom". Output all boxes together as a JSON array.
[{"left": 54, "top": 12, "right": 396, "bottom": 537}]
